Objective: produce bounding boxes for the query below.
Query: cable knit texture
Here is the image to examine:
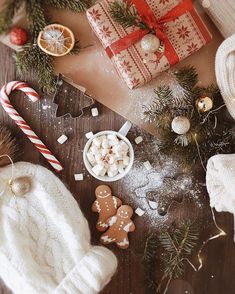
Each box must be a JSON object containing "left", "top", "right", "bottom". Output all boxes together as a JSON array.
[
  {"left": 0, "top": 162, "right": 117, "bottom": 294},
  {"left": 215, "top": 34, "right": 235, "bottom": 120},
  {"left": 201, "top": 0, "right": 235, "bottom": 38},
  {"left": 206, "top": 154, "right": 235, "bottom": 241}
]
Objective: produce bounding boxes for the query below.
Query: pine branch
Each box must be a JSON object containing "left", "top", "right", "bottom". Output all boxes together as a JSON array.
[
  {"left": 143, "top": 66, "right": 235, "bottom": 166},
  {"left": 0, "top": 0, "right": 24, "bottom": 34},
  {"left": 159, "top": 221, "right": 199, "bottom": 279},
  {"left": 174, "top": 66, "right": 198, "bottom": 90},
  {"left": 25, "top": 0, "right": 48, "bottom": 39},
  {"left": 109, "top": 1, "right": 148, "bottom": 30},
  {"left": 15, "top": 44, "right": 56, "bottom": 94},
  {"left": 45, "top": 0, "right": 91, "bottom": 12}
]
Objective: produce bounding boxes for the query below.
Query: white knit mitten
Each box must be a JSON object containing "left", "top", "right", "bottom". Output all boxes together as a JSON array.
[
  {"left": 206, "top": 154, "right": 235, "bottom": 241},
  {"left": 0, "top": 162, "right": 117, "bottom": 294},
  {"left": 200, "top": 0, "right": 235, "bottom": 38},
  {"left": 215, "top": 34, "right": 235, "bottom": 121}
]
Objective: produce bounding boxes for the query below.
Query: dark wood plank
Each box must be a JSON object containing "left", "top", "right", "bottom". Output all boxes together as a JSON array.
[{"left": 0, "top": 43, "right": 235, "bottom": 294}]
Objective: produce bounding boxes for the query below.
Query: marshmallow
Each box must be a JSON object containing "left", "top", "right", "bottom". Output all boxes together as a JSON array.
[
  {"left": 102, "top": 139, "right": 109, "bottom": 149},
  {"left": 90, "top": 145, "right": 99, "bottom": 155},
  {"left": 107, "top": 155, "right": 115, "bottom": 165},
  {"left": 85, "top": 132, "right": 94, "bottom": 139},
  {"left": 57, "top": 134, "right": 68, "bottom": 144},
  {"left": 92, "top": 137, "right": 101, "bottom": 148},
  {"left": 107, "top": 134, "right": 118, "bottom": 141},
  {"left": 74, "top": 174, "right": 83, "bottom": 181},
  {"left": 108, "top": 169, "right": 118, "bottom": 177},
  {"left": 109, "top": 163, "right": 118, "bottom": 172},
  {"left": 119, "top": 141, "right": 129, "bottom": 151},
  {"left": 92, "top": 164, "right": 105, "bottom": 176},
  {"left": 143, "top": 161, "right": 152, "bottom": 171},
  {"left": 87, "top": 152, "right": 96, "bottom": 166},
  {"left": 123, "top": 156, "right": 130, "bottom": 166},
  {"left": 109, "top": 139, "right": 119, "bottom": 147},
  {"left": 101, "top": 148, "right": 108, "bottom": 157},
  {"left": 87, "top": 133, "right": 131, "bottom": 178},
  {"left": 91, "top": 107, "right": 99, "bottom": 117},
  {"left": 135, "top": 207, "right": 145, "bottom": 216},
  {"left": 135, "top": 136, "right": 143, "bottom": 145}
]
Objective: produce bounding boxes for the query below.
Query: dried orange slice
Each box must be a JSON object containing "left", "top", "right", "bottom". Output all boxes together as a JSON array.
[{"left": 37, "top": 24, "right": 75, "bottom": 57}]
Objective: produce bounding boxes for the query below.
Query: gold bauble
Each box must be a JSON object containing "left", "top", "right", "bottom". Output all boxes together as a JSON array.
[
  {"left": 10, "top": 176, "right": 31, "bottom": 196},
  {"left": 196, "top": 96, "right": 213, "bottom": 113}
]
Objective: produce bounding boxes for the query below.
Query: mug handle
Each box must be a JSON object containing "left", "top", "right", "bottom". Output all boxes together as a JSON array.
[{"left": 118, "top": 121, "right": 132, "bottom": 137}]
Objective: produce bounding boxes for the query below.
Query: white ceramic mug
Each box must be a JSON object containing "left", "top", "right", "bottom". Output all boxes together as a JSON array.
[{"left": 83, "top": 121, "right": 134, "bottom": 181}]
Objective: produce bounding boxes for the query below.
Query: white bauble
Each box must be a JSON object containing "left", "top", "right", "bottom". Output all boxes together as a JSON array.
[
  {"left": 171, "top": 116, "right": 191, "bottom": 135},
  {"left": 140, "top": 34, "right": 160, "bottom": 53}
]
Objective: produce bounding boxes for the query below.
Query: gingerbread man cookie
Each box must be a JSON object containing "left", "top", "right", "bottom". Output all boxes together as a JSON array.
[
  {"left": 100, "top": 205, "right": 135, "bottom": 249},
  {"left": 92, "top": 185, "right": 122, "bottom": 231}
]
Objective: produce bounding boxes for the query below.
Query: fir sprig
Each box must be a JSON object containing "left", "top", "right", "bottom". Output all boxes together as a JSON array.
[
  {"left": 0, "top": 0, "right": 24, "bottom": 34},
  {"left": 0, "top": 0, "right": 91, "bottom": 93},
  {"left": 46, "top": 0, "right": 91, "bottom": 12},
  {"left": 143, "top": 66, "right": 235, "bottom": 165},
  {"left": 143, "top": 222, "right": 199, "bottom": 294},
  {"left": 15, "top": 44, "right": 56, "bottom": 93},
  {"left": 109, "top": 1, "right": 149, "bottom": 30}
]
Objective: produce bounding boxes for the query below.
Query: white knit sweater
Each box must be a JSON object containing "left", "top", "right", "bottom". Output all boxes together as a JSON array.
[
  {"left": 215, "top": 34, "right": 235, "bottom": 120},
  {"left": 201, "top": 0, "right": 235, "bottom": 38},
  {"left": 0, "top": 162, "right": 117, "bottom": 294},
  {"left": 206, "top": 154, "right": 235, "bottom": 241}
]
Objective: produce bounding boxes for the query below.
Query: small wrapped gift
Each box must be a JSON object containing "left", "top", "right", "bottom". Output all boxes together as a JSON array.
[{"left": 87, "top": 0, "right": 212, "bottom": 89}]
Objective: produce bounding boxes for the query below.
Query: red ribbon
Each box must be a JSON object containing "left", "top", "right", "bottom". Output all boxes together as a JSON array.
[{"left": 106, "top": 0, "right": 193, "bottom": 65}]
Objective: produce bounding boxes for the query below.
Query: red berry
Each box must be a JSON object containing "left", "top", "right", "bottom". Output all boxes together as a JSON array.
[{"left": 9, "top": 27, "right": 28, "bottom": 46}]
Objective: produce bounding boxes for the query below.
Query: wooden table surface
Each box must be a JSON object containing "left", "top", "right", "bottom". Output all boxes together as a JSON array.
[{"left": 0, "top": 42, "right": 235, "bottom": 294}]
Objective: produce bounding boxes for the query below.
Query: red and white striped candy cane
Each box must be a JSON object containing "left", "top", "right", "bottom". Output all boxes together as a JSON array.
[{"left": 0, "top": 81, "right": 63, "bottom": 172}]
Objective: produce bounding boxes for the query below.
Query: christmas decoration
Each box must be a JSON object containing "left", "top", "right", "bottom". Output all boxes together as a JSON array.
[
  {"left": 0, "top": 126, "right": 17, "bottom": 167},
  {"left": 9, "top": 176, "right": 31, "bottom": 196},
  {"left": 142, "top": 222, "right": 199, "bottom": 294},
  {"left": 140, "top": 34, "right": 161, "bottom": 53},
  {"left": 100, "top": 205, "right": 135, "bottom": 249},
  {"left": 0, "top": 0, "right": 91, "bottom": 93},
  {"left": 92, "top": 185, "right": 122, "bottom": 232},
  {"left": 52, "top": 74, "right": 94, "bottom": 118},
  {"left": 143, "top": 66, "right": 235, "bottom": 165},
  {"left": 196, "top": 96, "right": 213, "bottom": 113},
  {"left": 0, "top": 161, "right": 117, "bottom": 293},
  {"left": 9, "top": 27, "right": 28, "bottom": 46},
  {"left": 0, "top": 81, "right": 63, "bottom": 172},
  {"left": 87, "top": 0, "right": 212, "bottom": 89},
  {"left": 171, "top": 116, "right": 191, "bottom": 135},
  {"left": 37, "top": 24, "right": 75, "bottom": 57}
]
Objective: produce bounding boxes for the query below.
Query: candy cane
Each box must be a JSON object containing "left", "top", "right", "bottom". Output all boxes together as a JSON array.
[{"left": 0, "top": 81, "right": 63, "bottom": 172}]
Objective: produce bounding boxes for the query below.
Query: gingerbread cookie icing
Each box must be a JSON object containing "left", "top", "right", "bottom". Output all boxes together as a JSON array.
[
  {"left": 92, "top": 185, "right": 122, "bottom": 231},
  {"left": 100, "top": 205, "right": 135, "bottom": 249}
]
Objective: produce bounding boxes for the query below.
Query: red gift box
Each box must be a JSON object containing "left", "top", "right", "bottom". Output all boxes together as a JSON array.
[{"left": 87, "top": 0, "right": 212, "bottom": 89}]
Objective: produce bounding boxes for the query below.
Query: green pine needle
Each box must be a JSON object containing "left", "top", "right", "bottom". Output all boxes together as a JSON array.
[
  {"left": 46, "top": 0, "right": 91, "bottom": 12},
  {"left": 0, "top": 0, "right": 91, "bottom": 93},
  {"left": 0, "top": 0, "right": 24, "bottom": 34},
  {"left": 143, "top": 66, "right": 235, "bottom": 166},
  {"left": 15, "top": 44, "right": 56, "bottom": 94},
  {"left": 142, "top": 222, "right": 199, "bottom": 293},
  {"left": 109, "top": 1, "right": 148, "bottom": 30}
]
